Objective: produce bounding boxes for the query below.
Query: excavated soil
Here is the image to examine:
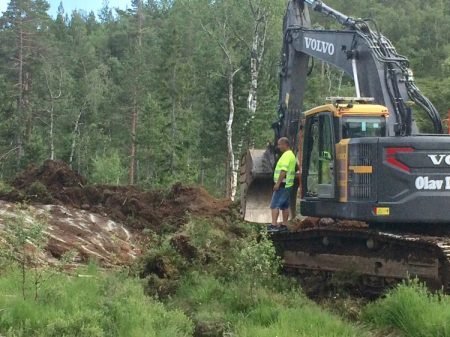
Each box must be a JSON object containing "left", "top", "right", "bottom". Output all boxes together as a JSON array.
[
  {"left": 1, "top": 160, "right": 231, "bottom": 233},
  {"left": 289, "top": 217, "right": 368, "bottom": 232}
]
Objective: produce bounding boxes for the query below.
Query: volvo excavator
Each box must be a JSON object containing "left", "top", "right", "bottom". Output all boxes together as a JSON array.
[{"left": 240, "top": 0, "right": 450, "bottom": 292}]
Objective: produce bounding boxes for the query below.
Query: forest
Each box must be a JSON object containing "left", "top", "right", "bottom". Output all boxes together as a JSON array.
[{"left": 1, "top": 0, "right": 449, "bottom": 197}]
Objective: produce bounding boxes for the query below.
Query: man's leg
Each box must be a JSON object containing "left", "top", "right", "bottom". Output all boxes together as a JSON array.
[
  {"left": 271, "top": 208, "right": 280, "bottom": 226},
  {"left": 281, "top": 208, "right": 289, "bottom": 226}
]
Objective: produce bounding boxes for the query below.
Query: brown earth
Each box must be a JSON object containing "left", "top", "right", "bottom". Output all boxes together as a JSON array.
[
  {"left": 1, "top": 160, "right": 231, "bottom": 233},
  {"left": 0, "top": 201, "right": 139, "bottom": 266},
  {"left": 289, "top": 217, "right": 368, "bottom": 232},
  {"left": 0, "top": 160, "right": 232, "bottom": 265}
]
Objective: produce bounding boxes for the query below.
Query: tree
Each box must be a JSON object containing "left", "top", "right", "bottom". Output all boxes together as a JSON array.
[{"left": 0, "top": 0, "right": 51, "bottom": 168}]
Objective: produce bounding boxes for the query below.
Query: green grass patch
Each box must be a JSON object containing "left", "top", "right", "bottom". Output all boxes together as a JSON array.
[
  {"left": 168, "top": 271, "right": 369, "bottom": 337},
  {"left": 0, "top": 267, "right": 193, "bottom": 337},
  {"left": 362, "top": 280, "right": 450, "bottom": 337}
]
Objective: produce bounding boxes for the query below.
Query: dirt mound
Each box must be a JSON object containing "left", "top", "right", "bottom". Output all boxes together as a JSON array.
[
  {"left": 1, "top": 160, "right": 231, "bottom": 233},
  {"left": 13, "top": 159, "right": 87, "bottom": 191}
]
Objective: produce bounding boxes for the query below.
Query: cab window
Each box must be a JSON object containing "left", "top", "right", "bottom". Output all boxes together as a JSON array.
[
  {"left": 303, "top": 113, "right": 334, "bottom": 198},
  {"left": 342, "top": 117, "right": 385, "bottom": 138}
]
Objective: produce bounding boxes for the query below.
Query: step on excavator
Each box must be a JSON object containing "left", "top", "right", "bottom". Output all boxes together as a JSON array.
[{"left": 240, "top": 0, "right": 450, "bottom": 292}]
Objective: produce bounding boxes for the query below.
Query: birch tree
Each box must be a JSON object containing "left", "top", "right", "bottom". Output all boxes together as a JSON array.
[{"left": 200, "top": 2, "right": 244, "bottom": 200}]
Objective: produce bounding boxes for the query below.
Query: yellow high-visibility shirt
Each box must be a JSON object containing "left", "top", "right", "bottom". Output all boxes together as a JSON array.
[{"left": 273, "top": 150, "right": 296, "bottom": 188}]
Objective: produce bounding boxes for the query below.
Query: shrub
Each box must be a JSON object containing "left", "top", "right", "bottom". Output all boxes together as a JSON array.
[
  {"left": 91, "top": 151, "right": 126, "bottom": 185},
  {"left": 362, "top": 279, "right": 450, "bottom": 337},
  {"left": 232, "top": 231, "right": 281, "bottom": 286},
  {"left": 0, "top": 180, "right": 13, "bottom": 194},
  {"left": 25, "top": 181, "right": 52, "bottom": 203}
]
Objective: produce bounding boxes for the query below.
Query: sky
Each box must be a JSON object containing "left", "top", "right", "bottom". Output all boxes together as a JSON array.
[{"left": 0, "top": 0, "right": 131, "bottom": 17}]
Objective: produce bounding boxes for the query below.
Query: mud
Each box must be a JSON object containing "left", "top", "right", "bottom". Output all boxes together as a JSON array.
[
  {"left": 1, "top": 160, "right": 231, "bottom": 233},
  {"left": 289, "top": 217, "right": 368, "bottom": 232}
]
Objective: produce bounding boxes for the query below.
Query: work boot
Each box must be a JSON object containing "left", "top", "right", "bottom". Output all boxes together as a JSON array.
[
  {"left": 278, "top": 225, "right": 289, "bottom": 232},
  {"left": 266, "top": 224, "right": 278, "bottom": 232}
]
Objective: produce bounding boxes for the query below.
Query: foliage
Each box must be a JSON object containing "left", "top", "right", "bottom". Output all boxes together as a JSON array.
[
  {"left": 24, "top": 181, "right": 53, "bottom": 203},
  {"left": 0, "top": 181, "right": 13, "bottom": 194},
  {"left": 233, "top": 231, "right": 281, "bottom": 283},
  {"left": 90, "top": 150, "right": 126, "bottom": 185},
  {"left": 2, "top": 206, "right": 48, "bottom": 300},
  {"left": 362, "top": 279, "right": 450, "bottom": 337},
  {"left": 0, "top": 267, "right": 194, "bottom": 337}
]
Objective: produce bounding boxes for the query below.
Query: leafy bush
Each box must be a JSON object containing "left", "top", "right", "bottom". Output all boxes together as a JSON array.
[
  {"left": 25, "top": 181, "right": 52, "bottom": 203},
  {"left": 232, "top": 231, "right": 281, "bottom": 286},
  {"left": 91, "top": 151, "right": 125, "bottom": 185},
  {"left": 0, "top": 180, "right": 13, "bottom": 194},
  {"left": 362, "top": 279, "right": 450, "bottom": 337}
]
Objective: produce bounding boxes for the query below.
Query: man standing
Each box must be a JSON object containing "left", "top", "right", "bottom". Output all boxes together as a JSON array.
[{"left": 268, "top": 137, "right": 296, "bottom": 231}]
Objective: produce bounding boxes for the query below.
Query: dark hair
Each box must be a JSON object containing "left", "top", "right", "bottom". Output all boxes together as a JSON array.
[{"left": 278, "top": 137, "right": 290, "bottom": 146}]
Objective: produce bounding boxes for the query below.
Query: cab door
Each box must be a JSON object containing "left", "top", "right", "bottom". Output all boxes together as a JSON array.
[{"left": 302, "top": 112, "right": 335, "bottom": 199}]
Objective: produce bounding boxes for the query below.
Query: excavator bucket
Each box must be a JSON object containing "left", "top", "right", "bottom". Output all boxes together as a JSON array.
[{"left": 240, "top": 149, "right": 275, "bottom": 223}]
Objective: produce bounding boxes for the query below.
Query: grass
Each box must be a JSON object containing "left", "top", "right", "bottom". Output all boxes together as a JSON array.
[
  {"left": 0, "top": 266, "right": 193, "bottom": 337},
  {"left": 362, "top": 279, "right": 450, "bottom": 337},
  {"left": 168, "top": 271, "right": 370, "bottom": 337}
]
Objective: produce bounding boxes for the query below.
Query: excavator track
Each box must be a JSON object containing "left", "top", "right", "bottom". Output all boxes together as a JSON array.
[{"left": 270, "top": 226, "right": 450, "bottom": 295}]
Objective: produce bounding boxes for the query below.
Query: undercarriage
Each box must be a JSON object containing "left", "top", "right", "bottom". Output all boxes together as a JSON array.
[{"left": 271, "top": 223, "right": 450, "bottom": 296}]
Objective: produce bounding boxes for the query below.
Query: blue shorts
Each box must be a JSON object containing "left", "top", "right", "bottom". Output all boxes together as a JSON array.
[{"left": 270, "top": 187, "right": 291, "bottom": 210}]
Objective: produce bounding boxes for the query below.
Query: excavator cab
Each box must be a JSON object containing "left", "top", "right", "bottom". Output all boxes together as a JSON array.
[
  {"left": 241, "top": 98, "right": 388, "bottom": 223},
  {"left": 301, "top": 99, "right": 388, "bottom": 202}
]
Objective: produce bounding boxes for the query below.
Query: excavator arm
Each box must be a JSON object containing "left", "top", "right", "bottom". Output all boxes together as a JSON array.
[{"left": 278, "top": 0, "right": 442, "bottom": 144}]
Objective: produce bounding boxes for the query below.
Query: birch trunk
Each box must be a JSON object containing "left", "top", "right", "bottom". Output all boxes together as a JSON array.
[
  {"left": 49, "top": 103, "right": 55, "bottom": 160},
  {"left": 226, "top": 67, "right": 240, "bottom": 200},
  {"left": 129, "top": 93, "right": 137, "bottom": 185},
  {"left": 69, "top": 109, "right": 83, "bottom": 168},
  {"left": 44, "top": 68, "right": 62, "bottom": 160},
  {"left": 242, "top": 3, "right": 267, "bottom": 150},
  {"left": 247, "top": 18, "right": 266, "bottom": 119}
]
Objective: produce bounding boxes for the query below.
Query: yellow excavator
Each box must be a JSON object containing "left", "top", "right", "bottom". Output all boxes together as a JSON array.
[{"left": 241, "top": 0, "right": 450, "bottom": 292}]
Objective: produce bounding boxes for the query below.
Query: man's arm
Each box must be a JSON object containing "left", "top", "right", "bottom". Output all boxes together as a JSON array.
[{"left": 274, "top": 170, "right": 287, "bottom": 191}]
